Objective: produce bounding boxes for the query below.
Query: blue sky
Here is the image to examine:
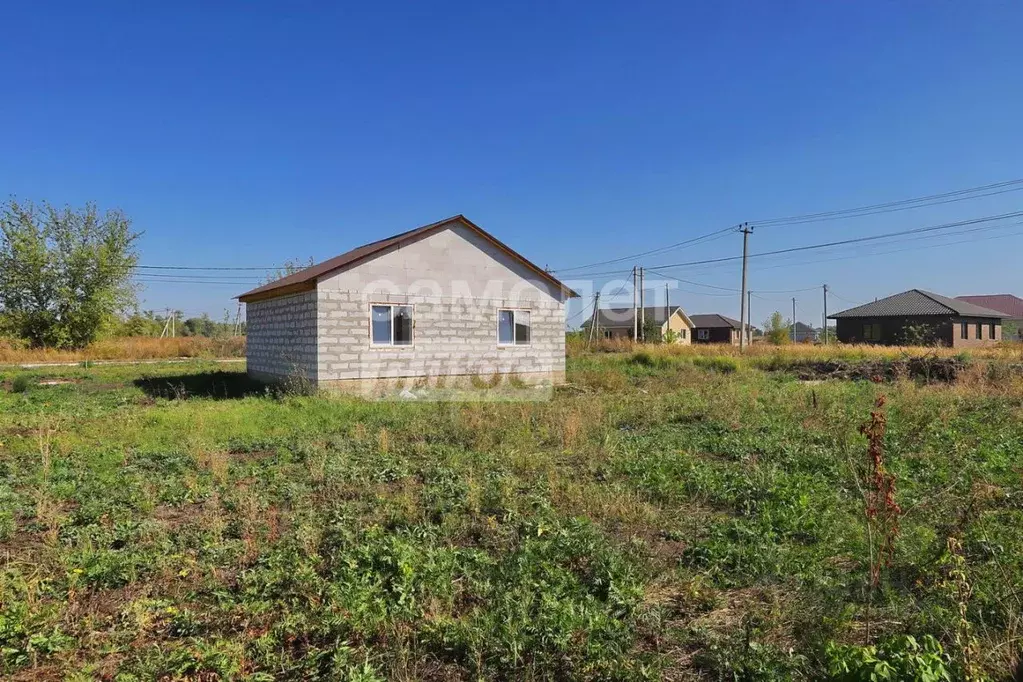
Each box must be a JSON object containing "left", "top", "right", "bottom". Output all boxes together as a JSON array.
[{"left": 2, "top": 2, "right": 1021, "bottom": 328}]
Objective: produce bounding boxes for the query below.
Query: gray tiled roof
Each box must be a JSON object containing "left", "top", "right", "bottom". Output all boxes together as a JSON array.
[
  {"left": 585, "top": 306, "right": 684, "bottom": 328},
  {"left": 690, "top": 314, "right": 748, "bottom": 330},
  {"left": 829, "top": 289, "right": 1009, "bottom": 319}
]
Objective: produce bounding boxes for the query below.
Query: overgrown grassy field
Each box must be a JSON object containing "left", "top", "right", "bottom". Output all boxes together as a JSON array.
[
  {"left": 2, "top": 349, "right": 1022, "bottom": 680},
  {"left": 0, "top": 336, "right": 245, "bottom": 364}
]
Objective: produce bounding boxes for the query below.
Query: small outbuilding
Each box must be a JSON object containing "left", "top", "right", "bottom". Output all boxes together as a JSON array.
[
  {"left": 237, "top": 215, "right": 579, "bottom": 391},
  {"left": 828, "top": 289, "right": 1007, "bottom": 347}
]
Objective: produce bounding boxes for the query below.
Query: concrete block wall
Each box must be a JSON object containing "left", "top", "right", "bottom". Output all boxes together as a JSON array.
[
  {"left": 317, "top": 289, "right": 566, "bottom": 382},
  {"left": 245, "top": 290, "right": 318, "bottom": 381}
]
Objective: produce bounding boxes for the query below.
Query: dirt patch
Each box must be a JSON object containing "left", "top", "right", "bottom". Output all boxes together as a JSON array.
[
  {"left": 227, "top": 448, "right": 277, "bottom": 461},
  {"left": 152, "top": 502, "right": 207, "bottom": 530},
  {"left": 783, "top": 357, "right": 969, "bottom": 383},
  {"left": 3, "top": 425, "right": 38, "bottom": 438}
]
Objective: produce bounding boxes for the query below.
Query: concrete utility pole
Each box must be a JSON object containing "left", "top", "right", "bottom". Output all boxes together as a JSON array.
[
  {"left": 822, "top": 284, "right": 829, "bottom": 345},
  {"left": 233, "top": 302, "right": 243, "bottom": 336},
  {"left": 791, "top": 297, "right": 797, "bottom": 343},
  {"left": 665, "top": 282, "right": 670, "bottom": 338},
  {"left": 632, "top": 266, "right": 638, "bottom": 341},
  {"left": 747, "top": 289, "right": 753, "bottom": 346},
  {"left": 639, "top": 266, "right": 645, "bottom": 342},
  {"left": 159, "top": 309, "right": 171, "bottom": 338},
  {"left": 738, "top": 223, "right": 753, "bottom": 352},
  {"left": 587, "top": 293, "right": 601, "bottom": 345}
]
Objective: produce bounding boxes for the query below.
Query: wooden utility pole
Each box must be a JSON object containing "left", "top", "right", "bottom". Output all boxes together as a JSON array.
[
  {"left": 791, "top": 297, "right": 797, "bottom": 343},
  {"left": 738, "top": 223, "right": 753, "bottom": 352},
  {"left": 823, "top": 284, "right": 829, "bottom": 345},
  {"left": 639, "top": 267, "right": 645, "bottom": 342},
  {"left": 632, "top": 266, "right": 638, "bottom": 341},
  {"left": 233, "top": 301, "right": 243, "bottom": 336}
]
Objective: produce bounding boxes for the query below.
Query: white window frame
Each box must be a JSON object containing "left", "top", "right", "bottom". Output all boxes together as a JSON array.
[
  {"left": 697, "top": 328, "right": 710, "bottom": 340},
  {"left": 603, "top": 329, "right": 613, "bottom": 339},
  {"left": 497, "top": 308, "right": 531, "bottom": 346},
  {"left": 369, "top": 303, "right": 414, "bottom": 347}
]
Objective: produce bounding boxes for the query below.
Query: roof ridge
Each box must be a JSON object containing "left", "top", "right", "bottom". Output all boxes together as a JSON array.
[
  {"left": 913, "top": 289, "right": 958, "bottom": 314},
  {"left": 238, "top": 215, "right": 578, "bottom": 302}
]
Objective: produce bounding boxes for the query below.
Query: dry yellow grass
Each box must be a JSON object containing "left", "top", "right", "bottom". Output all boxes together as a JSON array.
[
  {"left": 569, "top": 335, "right": 1023, "bottom": 362},
  {"left": 0, "top": 335, "right": 245, "bottom": 363}
]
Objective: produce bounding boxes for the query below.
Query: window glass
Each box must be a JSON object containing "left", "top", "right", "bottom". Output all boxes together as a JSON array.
[
  {"left": 393, "top": 306, "right": 413, "bottom": 345},
  {"left": 990, "top": 322, "right": 996, "bottom": 339},
  {"left": 371, "top": 305, "right": 391, "bottom": 344},
  {"left": 514, "top": 310, "right": 531, "bottom": 344},
  {"left": 961, "top": 321, "right": 968, "bottom": 339},
  {"left": 976, "top": 322, "right": 982, "bottom": 339},
  {"left": 498, "top": 310, "right": 514, "bottom": 344},
  {"left": 872, "top": 324, "right": 881, "bottom": 341},
  {"left": 863, "top": 324, "right": 872, "bottom": 340}
]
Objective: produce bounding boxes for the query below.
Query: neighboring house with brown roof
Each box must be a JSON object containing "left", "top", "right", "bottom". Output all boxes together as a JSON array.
[
  {"left": 581, "top": 306, "right": 694, "bottom": 343},
  {"left": 829, "top": 289, "right": 1008, "bottom": 347},
  {"left": 237, "top": 215, "right": 579, "bottom": 391},
  {"left": 956, "top": 294, "right": 1023, "bottom": 340},
  {"left": 689, "top": 314, "right": 755, "bottom": 345}
]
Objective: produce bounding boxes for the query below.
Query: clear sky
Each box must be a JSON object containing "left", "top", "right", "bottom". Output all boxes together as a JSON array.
[{"left": 2, "top": 2, "right": 1021, "bottom": 328}]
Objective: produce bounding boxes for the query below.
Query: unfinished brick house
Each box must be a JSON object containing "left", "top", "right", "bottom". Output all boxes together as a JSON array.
[
  {"left": 829, "top": 289, "right": 1007, "bottom": 347},
  {"left": 237, "top": 215, "right": 578, "bottom": 391}
]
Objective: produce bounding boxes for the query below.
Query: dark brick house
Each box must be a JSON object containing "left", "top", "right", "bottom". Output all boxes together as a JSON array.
[
  {"left": 690, "top": 314, "right": 754, "bottom": 345},
  {"left": 829, "top": 289, "right": 1007, "bottom": 347}
]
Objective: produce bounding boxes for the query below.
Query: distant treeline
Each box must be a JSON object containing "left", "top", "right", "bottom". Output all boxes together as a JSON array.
[{"left": 119, "top": 311, "right": 244, "bottom": 338}]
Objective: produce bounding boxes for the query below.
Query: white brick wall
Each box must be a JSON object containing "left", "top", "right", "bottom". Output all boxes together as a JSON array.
[
  {"left": 245, "top": 222, "right": 571, "bottom": 386},
  {"left": 316, "top": 290, "right": 565, "bottom": 381},
  {"left": 245, "top": 290, "right": 318, "bottom": 381}
]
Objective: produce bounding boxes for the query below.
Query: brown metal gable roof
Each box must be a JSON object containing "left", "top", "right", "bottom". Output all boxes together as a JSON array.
[
  {"left": 237, "top": 215, "right": 579, "bottom": 302},
  {"left": 956, "top": 294, "right": 1023, "bottom": 318}
]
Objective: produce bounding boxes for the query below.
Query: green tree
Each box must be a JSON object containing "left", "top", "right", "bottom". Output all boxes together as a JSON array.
[
  {"left": 0, "top": 200, "right": 140, "bottom": 348},
  {"left": 641, "top": 317, "right": 663, "bottom": 343},
  {"left": 763, "top": 311, "right": 792, "bottom": 345},
  {"left": 262, "top": 257, "right": 314, "bottom": 285}
]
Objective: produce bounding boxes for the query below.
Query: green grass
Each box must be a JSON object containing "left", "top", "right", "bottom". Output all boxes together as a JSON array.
[{"left": 1, "top": 357, "right": 1022, "bottom": 680}]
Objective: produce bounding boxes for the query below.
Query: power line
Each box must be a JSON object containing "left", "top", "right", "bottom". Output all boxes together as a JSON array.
[
  {"left": 643, "top": 211, "right": 1023, "bottom": 271},
  {"left": 136, "top": 265, "right": 275, "bottom": 271},
  {"left": 642, "top": 266, "right": 822, "bottom": 295},
  {"left": 550, "top": 225, "right": 735, "bottom": 274},
  {"left": 744, "top": 222, "right": 1023, "bottom": 275},
  {"left": 751, "top": 178, "right": 1023, "bottom": 227},
  {"left": 553, "top": 177, "right": 1023, "bottom": 277}
]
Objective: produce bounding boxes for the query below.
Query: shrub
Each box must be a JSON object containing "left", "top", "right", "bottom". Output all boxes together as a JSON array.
[
  {"left": 692, "top": 356, "right": 739, "bottom": 374},
  {"left": 10, "top": 374, "right": 31, "bottom": 393},
  {"left": 825, "top": 635, "right": 952, "bottom": 681}
]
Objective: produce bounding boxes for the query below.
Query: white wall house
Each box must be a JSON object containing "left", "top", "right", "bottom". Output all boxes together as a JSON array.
[{"left": 238, "top": 215, "right": 578, "bottom": 392}]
